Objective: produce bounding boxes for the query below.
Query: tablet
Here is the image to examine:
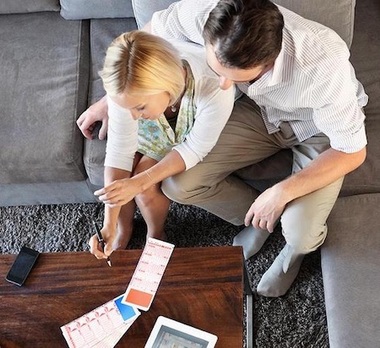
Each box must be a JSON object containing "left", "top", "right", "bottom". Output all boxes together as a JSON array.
[{"left": 145, "top": 316, "right": 218, "bottom": 348}]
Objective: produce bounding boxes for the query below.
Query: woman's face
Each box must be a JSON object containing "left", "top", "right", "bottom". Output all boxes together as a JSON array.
[{"left": 111, "top": 91, "right": 171, "bottom": 120}]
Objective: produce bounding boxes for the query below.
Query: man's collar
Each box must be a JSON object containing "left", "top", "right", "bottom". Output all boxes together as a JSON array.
[{"left": 243, "top": 43, "right": 286, "bottom": 90}]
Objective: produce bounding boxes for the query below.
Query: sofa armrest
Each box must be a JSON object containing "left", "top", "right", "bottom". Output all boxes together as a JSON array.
[{"left": 322, "top": 194, "right": 380, "bottom": 348}]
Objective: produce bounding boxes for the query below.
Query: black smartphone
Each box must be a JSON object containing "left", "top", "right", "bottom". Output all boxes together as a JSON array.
[{"left": 5, "top": 246, "right": 40, "bottom": 286}]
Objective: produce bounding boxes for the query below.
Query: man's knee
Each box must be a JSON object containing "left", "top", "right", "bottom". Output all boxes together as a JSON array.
[
  {"left": 281, "top": 205, "right": 328, "bottom": 253},
  {"left": 161, "top": 175, "right": 200, "bottom": 204}
]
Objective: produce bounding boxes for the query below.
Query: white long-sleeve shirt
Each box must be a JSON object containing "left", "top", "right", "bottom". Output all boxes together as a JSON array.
[
  {"left": 104, "top": 40, "right": 235, "bottom": 172},
  {"left": 151, "top": 0, "right": 368, "bottom": 153}
]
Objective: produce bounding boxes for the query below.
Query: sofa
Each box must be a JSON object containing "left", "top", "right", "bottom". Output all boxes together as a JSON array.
[{"left": 1, "top": 0, "right": 379, "bottom": 347}]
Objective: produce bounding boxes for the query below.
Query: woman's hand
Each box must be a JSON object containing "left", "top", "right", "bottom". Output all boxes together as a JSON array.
[
  {"left": 88, "top": 225, "right": 116, "bottom": 259},
  {"left": 94, "top": 177, "right": 143, "bottom": 207}
]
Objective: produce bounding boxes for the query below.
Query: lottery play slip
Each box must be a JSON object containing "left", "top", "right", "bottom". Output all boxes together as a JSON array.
[{"left": 61, "top": 238, "right": 175, "bottom": 348}]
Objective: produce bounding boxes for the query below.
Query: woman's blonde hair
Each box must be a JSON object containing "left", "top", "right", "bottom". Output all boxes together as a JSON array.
[{"left": 99, "top": 30, "right": 185, "bottom": 105}]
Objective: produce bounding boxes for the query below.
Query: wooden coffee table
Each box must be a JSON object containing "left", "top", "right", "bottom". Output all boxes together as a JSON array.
[{"left": 0, "top": 246, "right": 244, "bottom": 347}]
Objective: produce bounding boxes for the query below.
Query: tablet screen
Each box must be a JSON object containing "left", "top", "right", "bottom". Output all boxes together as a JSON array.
[
  {"left": 145, "top": 316, "right": 217, "bottom": 348},
  {"left": 152, "top": 325, "right": 209, "bottom": 348}
]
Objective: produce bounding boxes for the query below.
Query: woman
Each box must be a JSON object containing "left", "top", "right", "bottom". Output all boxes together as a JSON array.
[{"left": 87, "top": 30, "right": 234, "bottom": 260}]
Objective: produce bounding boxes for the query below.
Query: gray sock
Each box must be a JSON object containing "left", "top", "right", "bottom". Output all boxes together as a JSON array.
[
  {"left": 233, "top": 225, "right": 271, "bottom": 259},
  {"left": 256, "top": 244, "right": 304, "bottom": 297}
]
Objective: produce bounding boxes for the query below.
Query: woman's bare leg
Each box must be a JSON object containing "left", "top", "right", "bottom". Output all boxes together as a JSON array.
[
  {"left": 133, "top": 156, "right": 170, "bottom": 241},
  {"left": 111, "top": 200, "right": 136, "bottom": 249},
  {"left": 104, "top": 155, "right": 141, "bottom": 250}
]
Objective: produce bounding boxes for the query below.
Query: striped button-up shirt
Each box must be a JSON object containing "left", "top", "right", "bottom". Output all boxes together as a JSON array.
[{"left": 152, "top": 0, "right": 368, "bottom": 153}]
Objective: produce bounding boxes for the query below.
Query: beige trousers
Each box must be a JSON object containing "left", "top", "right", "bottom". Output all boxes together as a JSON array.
[{"left": 162, "top": 95, "right": 343, "bottom": 254}]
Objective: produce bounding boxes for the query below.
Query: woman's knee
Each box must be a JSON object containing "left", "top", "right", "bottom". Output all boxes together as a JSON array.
[{"left": 135, "top": 188, "right": 154, "bottom": 209}]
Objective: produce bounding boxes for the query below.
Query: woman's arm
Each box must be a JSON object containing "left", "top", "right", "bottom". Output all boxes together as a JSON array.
[
  {"left": 173, "top": 75, "right": 234, "bottom": 169},
  {"left": 89, "top": 167, "right": 131, "bottom": 258},
  {"left": 95, "top": 149, "right": 185, "bottom": 207},
  {"left": 89, "top": 96, "right": 139, "bottom": 258}
]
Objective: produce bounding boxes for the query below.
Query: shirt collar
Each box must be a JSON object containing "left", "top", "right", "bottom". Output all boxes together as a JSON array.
[{"left": 239, "top": 41, "right": 286, "bottom": 91}]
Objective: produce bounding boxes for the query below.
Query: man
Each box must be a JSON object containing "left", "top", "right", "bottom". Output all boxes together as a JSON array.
[{"left": 78, "top": 0, "right": 367, "bottom": 297}]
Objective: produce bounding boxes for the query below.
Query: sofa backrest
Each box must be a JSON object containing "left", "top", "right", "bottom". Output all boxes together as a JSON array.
[
  {"left": 60, "top": 0, "right": 134, "bottom": 20},
  {"left": 275, "top": 0, "right": 355, "bottom": 48},
  {"left": 0, "top": 0, "right": 135, "bottom": 19},
  {"left": 0, "top": 0, "right": 59, "bottom": 14},
  {"left": 132, "top": 0, "right": 356, "bottom": 48},
  {"left": 1, "top": 0, "right": 355, "bottom": 48}
]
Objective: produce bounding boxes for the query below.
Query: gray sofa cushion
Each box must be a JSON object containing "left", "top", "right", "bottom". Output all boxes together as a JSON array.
[
  {"left": 132, "top": 0, "right": 355, "bottom": 47},
  {"left": 0, "top": 12, "right": 89, "bottom": 184},
  {"left": 322, "top": 193, "right": 380, "bottom": 348},
  {"left": 322, "top": 4, "right": 380, "bottom": 347},
  {"left": 0, "top": 181, "right": 97, "bottom": 207},
  {"left": 88, "top": 18, "right": 137, "bottom": 104},
  {"left": 276, "top": 0, "right": 355, "bottom": 48},
  {"left": 0, "top": 0, "right": 59, "bottom": 14},
  {"left": 60, "top": 0, "right": 134, "bottom": 20},
  {"left": 84, "top": 17, "right": 137, "bottom": 185}
]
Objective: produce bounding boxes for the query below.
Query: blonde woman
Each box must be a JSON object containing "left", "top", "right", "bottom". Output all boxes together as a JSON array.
[{"left": 86, "top": 31, "right": 234, "bottom": 260}]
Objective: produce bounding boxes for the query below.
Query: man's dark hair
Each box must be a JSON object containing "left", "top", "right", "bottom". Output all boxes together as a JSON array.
[{"left": 203, "top": 0, "right": 284, "bottom": 69}]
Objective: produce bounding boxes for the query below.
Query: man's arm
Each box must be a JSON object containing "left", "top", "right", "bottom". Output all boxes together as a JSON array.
[
  {"left": 245, "top": 147, "right": 367, "bottom": 232},
  {"left": 149, "top": 0, "right": 217, "bottom": 45},
  {"left": 76, "top": 95, "right": 109, "bottom": 140},
  {"left": 142, "top": 21, "right": 151, "bottom": 33}
]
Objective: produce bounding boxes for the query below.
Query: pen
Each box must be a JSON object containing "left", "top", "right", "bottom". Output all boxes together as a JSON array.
[{"left": 92, "top": 221, "right": 112, "bottom": 267}]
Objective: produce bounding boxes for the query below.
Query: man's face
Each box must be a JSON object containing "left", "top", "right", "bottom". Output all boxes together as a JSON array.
[{"left": 205, "top": 44, "right": 272, "bottom": 90}]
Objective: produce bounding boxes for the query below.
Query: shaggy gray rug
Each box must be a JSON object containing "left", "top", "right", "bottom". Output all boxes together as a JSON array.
[{"left": 0, "top": 202, "right": 328, "bottom": 347}]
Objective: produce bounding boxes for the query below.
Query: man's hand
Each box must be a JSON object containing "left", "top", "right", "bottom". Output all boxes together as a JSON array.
[
  {"left": 244, "top": 146, "right": 367, "bottom": 232},
  {"left": 76, "top": 96, "right": 109, "bottom": 140},
  {"left": 244, "top": 184, "right": 288, "bottom": 233}
]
